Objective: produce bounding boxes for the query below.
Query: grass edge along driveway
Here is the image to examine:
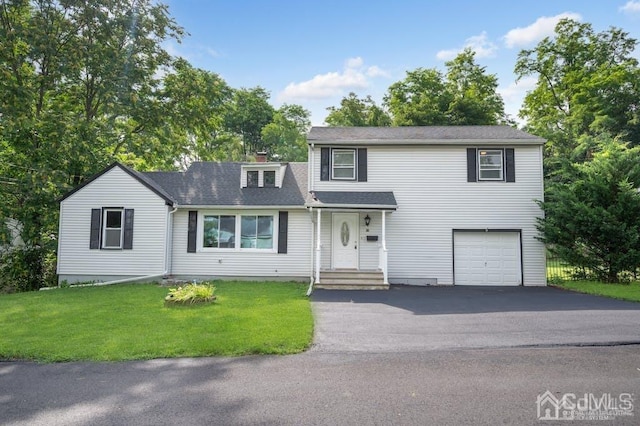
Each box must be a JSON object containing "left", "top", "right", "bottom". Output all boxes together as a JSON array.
[
  {"left": 0, "top": 281, "right": 313, "bottom": 363},
  {"left": 553, "top": 280, "right": 640, "bottom": 303}
]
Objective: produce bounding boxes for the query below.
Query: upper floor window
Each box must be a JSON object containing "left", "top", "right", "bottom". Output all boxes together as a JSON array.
[
  {"left": 478, "top": 149, "right": 503, "bottom": 181},
  {"left": 247, "top": 171, "right": 259, "bottom": 187},
  {"left": 331, "top": 149, "right": 356, "bottom": 180},
  {"left": 102, "top": 209, "right": 123, "bottom": 249},
  {"left": 264, "top": 170, "right": 276, "bottom": 187}
]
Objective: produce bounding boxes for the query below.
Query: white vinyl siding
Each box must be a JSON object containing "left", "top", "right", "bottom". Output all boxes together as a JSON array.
[
  {"left": 57, "top": 167, "right": 169, "bottom": 281},
  {"left": 312, "top": 144, "right": 546, "bottom": 286},
  {"left": 172, "top": 209, "right": 311, "bottom": 278}
]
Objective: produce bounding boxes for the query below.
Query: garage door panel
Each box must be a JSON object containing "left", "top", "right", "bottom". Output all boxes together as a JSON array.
[{"left": 454, "top": 231, "right": 521, "bottom": 286}]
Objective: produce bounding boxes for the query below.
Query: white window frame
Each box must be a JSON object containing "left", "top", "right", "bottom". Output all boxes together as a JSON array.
[
  {"left": 102, "top": 208, "right": 124, "bottom": 249},
  {"left": 478, "top": 149, "right": 504, "bottom": 181},
  {"left": 198, "top": 211, "right": 278, "bottom": 253},
  {"left": 202, "top": 214, "right": 237, "bottom": 249},
  {"left": 331, "top": 149, "right": 356, "bottom": 180}
]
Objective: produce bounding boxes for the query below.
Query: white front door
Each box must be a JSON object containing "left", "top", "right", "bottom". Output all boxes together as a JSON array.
[{"left": 332, "top": 213, "right": 359, "bottom": 269}]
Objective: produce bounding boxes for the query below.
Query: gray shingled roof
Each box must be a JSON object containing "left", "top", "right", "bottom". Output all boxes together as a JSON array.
[
  {"left": 307, "top": 126, "right": 545, "bottom": 144},
  {"left": 143, "top": 162, "right": 308, "bottom": 207},
  {"left": 309, "top": 191, "right": 397, "bottom": 209}
]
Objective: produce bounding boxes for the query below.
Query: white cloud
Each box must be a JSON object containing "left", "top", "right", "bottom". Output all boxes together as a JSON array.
[
  {"left": 620, "top": 1, "right": 640, "bottom": 14},
  {"left": 498, "top": 76, "right": 537, "bottom": 103},
  {"left": 436, "top": 31, "right": 498, "bottom": 61},
  {"left": 503, "top": 12, "right": 582, "bottom": 48},
  {"left": 279, "top": 57, "right": 389, "bottom": 101}
]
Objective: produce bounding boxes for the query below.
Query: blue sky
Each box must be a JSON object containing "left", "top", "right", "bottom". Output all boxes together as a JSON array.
[{"left": 163, "top": 1, "right": 640, "bottom": 125}]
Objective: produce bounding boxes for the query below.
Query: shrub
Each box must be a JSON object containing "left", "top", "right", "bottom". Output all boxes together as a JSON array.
[{"left": 165, "top": 283, "right": 216, "bottom": 305}]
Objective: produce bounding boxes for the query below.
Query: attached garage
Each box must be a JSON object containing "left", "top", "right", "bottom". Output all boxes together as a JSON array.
[{"left": 453, "top": 230, "right": 522, "bottom": 286}]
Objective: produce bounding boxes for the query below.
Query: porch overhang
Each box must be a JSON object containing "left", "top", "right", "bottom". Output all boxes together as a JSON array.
[{"left": 306, "top": 191, "right": 397, "bottom": 210}]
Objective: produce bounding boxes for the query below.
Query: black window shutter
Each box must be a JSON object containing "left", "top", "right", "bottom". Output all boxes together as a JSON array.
[
  {"left": 466, "top": 148, "right": 477, "bottom": 182},
  {"left": 187, "top": 211, "right": 197, "bottom": 253},
  {"left": 90, "top": 209, "right": 101, "bottom": 249},
  {"left": 123, "top": 209, "right": 134, "bottom": 249},
  {"left": 505, "top": 148, "right": 515, "bottom": 182},
  {"left": 278, "top": 211, "right": 288, "bottom": 254},
  {"left": 357, "top": 148, "right": 367, "bottom": 182},
  {"left": 320, "top": 147, "right": 330, "bottom": 181}
]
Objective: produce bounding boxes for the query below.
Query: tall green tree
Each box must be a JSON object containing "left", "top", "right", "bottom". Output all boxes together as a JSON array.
[
  {"left": 537, "top": 135, "right": 640, "bottom": 282},
  {"left": 225, "top": 87, "right": 274, "bottom": 156},
  {"left": 160, "top": 58, "right": 241, "bottom": 167},
  {"left": 262, "top": 104, "right": 310, "bottom": 162},
  {"left": 325, "top": 92, "right": 391, "bottom": 127},
  {"left": 0, "top": 0, "right": 183, "bottom": 290},
  {"left": 444, "top": 48, "right": 506, "bottom": 125},
  {"left": 384, "top": 49, "right": 506, "bottom": 126},
  {"left": 515, "top": 19, "right": 640, "bottom": 158}
]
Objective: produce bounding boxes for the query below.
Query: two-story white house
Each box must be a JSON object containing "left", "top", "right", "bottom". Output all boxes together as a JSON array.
[{"left": 57, "top": 126, "right": 547, "bottom": 289}]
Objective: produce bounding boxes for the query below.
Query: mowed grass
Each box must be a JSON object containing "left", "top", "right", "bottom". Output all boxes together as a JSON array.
[
  {"left": 0, "top": 281, "right": 313, "bottom": 362},
  {"left": 554, "top": 280, "right": 640, "bottom": 303}
]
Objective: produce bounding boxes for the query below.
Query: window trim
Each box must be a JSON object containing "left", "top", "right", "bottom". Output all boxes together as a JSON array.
[
  {"left": 477, "top": 148, "right": 504, "bottom": 181},
  {"left": 197, "top": 211, "right": 278, "bottom": 253},
  {"left": 331, "top": 148, "right": 356, "bottom": 180},
  {"left": 102, "top": 208, "right": 124, "bottom": 249}
]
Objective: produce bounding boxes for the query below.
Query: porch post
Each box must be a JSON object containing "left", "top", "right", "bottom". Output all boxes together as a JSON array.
[
  {"left": 381, "top": 210, "right": 388, "bottom": 284},
  {"left": 315, "top": 209, "right": 321, "bottom": 283}
]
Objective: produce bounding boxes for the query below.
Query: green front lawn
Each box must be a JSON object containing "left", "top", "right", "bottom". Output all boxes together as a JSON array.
[
  {"left": 0, "top": 281, "right": 313, "bottom": 362},
  {"left": 553, "top": 280, "right": 640, "bottom": 303}
]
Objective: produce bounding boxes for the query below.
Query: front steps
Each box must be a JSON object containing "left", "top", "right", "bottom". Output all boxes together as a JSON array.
[{"left": 315, "top": 270, "right": 388, "bottom": 290}]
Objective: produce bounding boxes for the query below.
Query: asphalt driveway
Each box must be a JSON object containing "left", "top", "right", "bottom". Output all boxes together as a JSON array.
[{"left": 310, "top": 286, "right": 640, "bottom": 353}]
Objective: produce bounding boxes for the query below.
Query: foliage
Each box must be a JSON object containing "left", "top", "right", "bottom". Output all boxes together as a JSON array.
[
  {"left": 0, "top": 281, "right": 313, "bottom": 362},
  {"left": 537, "top": 137, "right": 640, "bottom": 282},
  {"left": 0, "top": 0, "right": 183, "bottom": 291},
  {"left": 515, "top": 19, "right": 640, "bottom": 160},
  {"left": 165, "top": 282, "right": 216, "bottom": 305},
  {"left": 262, "top": 104, "right": 310, "bottom": 161},
  {"left": 325, "top": 92, "right": 391, "bottom": 127},
  {"left": 0, "top": 247, "right": 56, "bottom": 293},
  {"left": 384, "top": 49, "right": 507, "bottom": 126},
  {"left": 224, "top": 87, "right": 275, "bottom": 156},
  {"left": 553, "top": 281, "right": 640, "bottom": 303}
]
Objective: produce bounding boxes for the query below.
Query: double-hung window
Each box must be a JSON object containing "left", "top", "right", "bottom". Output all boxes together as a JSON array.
[
  {"left": 478, "top": 149, "right": 504, "bottom": 181},
  {"left": 203, "top": 215, "right": 236, "bottom": 248},
  {"left": 247, "top": 171, "right": 259, "bottom": 187},
  {"left": 102, "top": 209, "right": 123, "bottom": 249},
  {"left": 331, "top": 149, "right": 356, "bottom": 180}
]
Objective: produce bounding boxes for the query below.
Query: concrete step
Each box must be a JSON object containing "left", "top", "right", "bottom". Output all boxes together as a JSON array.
[{"left": 316, "top": 270, "right": 388, "bottom": 290}]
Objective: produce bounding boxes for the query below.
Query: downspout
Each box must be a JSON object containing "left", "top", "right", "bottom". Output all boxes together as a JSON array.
[
  {"left": 306, "top": 141, "right": 315, "bottom": 296},
  {"left": 306, "top": 206, "right": 314, "bottom": 296},
  {"left": 41, "top": 273, "right": 166, "bottom": 290},
  {"left": 164, "top": 204, "right": 178, "bottom": 276}
]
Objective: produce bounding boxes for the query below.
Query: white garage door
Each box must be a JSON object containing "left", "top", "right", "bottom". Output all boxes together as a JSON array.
[{"left": 454, "top": 231, "right": 522, "bottom": 286}]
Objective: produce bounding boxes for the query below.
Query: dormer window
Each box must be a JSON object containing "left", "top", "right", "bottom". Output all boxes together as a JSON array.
[
  {"left": 241, "top": 164, "right": 286, "bottom": 188},
  {"left": 247, "top": 171, "right": 259, "bottom": 187},
  {"left": 264, "top": 171, "right": 276, "bottom": 187}
]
